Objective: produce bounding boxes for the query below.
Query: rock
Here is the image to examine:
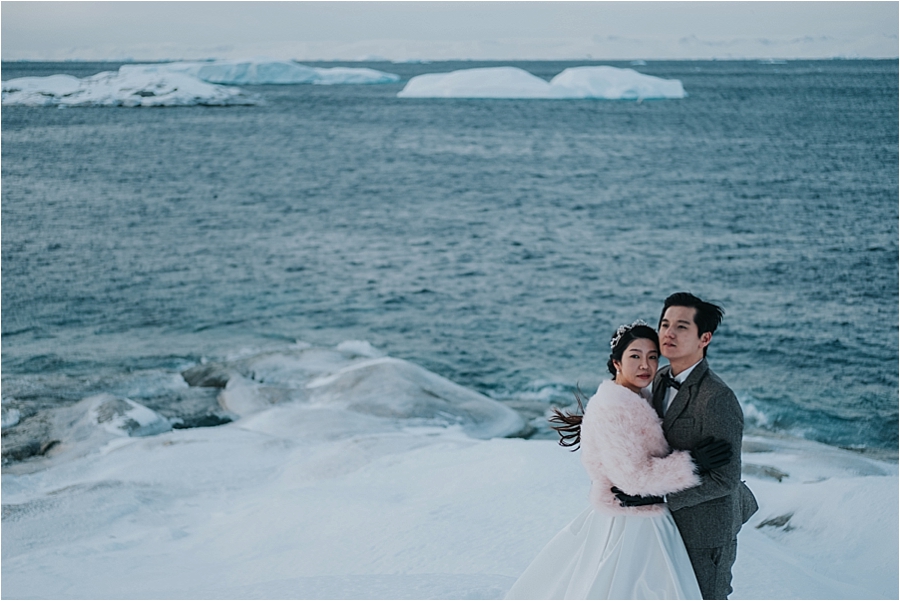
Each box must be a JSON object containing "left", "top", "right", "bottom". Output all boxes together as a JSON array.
[
  {"left": 181, "top": 363, "right": 233, "bottom": 388},
  {"left": 743, "top": 463, "right": 790, "bottom": 482},
  {"left": 171, "top": 414, "right": 233, "bottom": 429}
]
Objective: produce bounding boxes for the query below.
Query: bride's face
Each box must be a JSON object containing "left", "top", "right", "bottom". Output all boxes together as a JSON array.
[{"left": 613, "top": 338, "right": 659, "bottom": 394}]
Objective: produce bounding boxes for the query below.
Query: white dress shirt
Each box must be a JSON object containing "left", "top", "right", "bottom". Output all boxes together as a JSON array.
[{"left": 662, "top": 359, "right": 702, "bottom": 414}]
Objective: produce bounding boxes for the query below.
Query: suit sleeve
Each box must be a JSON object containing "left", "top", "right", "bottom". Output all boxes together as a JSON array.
[
  {"left": 665, "top": 385, "right": 743, "bottom": 512},
  {"left": 581, "top": 398, "right": 701, "bottom": 497}
]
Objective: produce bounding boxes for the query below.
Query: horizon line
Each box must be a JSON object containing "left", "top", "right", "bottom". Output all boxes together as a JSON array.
[{"left": 3, "top": 56, "right": 898, "bottom": 63}]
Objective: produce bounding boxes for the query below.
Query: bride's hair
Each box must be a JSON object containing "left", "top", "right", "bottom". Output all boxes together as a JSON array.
[{"left": 550, "top": 323, "right": 660, "bottom": 451}]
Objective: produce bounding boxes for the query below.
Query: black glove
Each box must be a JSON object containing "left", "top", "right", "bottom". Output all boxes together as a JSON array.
[
  {"left": 611, "top": 486, "right": 664, "bottom": 507},
  {"left": 690, "top": 437, "right": 733, "bottom": 473}
]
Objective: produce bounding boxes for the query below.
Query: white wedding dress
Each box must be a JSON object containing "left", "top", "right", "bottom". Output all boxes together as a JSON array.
[{"left": 505, "top": 505, "right": 701, "bottom": 600}]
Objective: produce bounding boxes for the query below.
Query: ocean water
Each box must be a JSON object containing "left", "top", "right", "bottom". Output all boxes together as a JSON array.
[{"left": 2, "top": 60, "right": 897, "bottom": 457}]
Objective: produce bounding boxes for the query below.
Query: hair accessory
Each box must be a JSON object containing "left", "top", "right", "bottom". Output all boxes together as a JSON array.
[{"left": 610, "top": 319, "right": 649, "bottom": 349}]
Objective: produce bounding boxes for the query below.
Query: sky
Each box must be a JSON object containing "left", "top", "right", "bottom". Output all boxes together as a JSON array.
[{"left": 2, "top": 1, "right": 897, "bottom": 62}]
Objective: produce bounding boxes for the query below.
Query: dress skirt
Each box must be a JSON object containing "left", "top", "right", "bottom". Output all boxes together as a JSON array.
[{"left": 505, "top": 506, "right": 702, "bottom": 600}]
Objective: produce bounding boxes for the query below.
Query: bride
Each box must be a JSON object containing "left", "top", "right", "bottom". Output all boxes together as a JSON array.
[{"left": 505, "top": 321, "right": 731, "bottom": 600}]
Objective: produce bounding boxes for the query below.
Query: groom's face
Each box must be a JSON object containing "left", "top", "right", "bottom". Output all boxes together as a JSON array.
[{"left": 658, "top": 306, "right": 711, "bottom": 364}]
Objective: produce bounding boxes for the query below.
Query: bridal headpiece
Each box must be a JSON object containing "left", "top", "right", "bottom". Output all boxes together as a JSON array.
[{"left": 609, "top": 319, "right": 649, "bottom": 349}]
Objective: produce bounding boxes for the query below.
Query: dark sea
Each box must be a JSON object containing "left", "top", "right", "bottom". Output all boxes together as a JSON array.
[{"left": 2, "top": 60, "right": 898, "bottom": 458}]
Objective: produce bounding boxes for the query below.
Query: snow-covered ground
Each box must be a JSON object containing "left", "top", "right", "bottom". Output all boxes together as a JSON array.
[
  {"left": 2, "top": 345, "right": 897, "bottom": 599},
  {"left": 397, "top": 66, "right": 685, "bottom": 100}
]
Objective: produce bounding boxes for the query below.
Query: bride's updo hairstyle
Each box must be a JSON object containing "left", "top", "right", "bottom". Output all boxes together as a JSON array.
[
  {"left": 607, "top": 323, "right": 660, "bottom": 376},
  {"left": 550, "top": 321, "right": 659, "bottom": 451}
]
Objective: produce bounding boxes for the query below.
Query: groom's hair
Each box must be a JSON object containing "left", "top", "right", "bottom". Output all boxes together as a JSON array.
[{"left": 659, "top": 292, "right": 724, "bottom": 356}]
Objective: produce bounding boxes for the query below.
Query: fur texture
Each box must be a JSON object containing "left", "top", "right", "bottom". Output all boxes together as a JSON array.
[{"left": 580, "top": 379, "right": 701, "bottom": 516}]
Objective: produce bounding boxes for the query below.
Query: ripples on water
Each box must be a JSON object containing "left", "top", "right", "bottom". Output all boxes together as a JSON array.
[{"left": 2, "top": 60, "right": 897, "bottom": 451}]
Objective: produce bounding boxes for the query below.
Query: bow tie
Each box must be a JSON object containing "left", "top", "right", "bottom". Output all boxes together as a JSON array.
[{"left": 660, "top": 373, "right": 682, "bottom": 391}]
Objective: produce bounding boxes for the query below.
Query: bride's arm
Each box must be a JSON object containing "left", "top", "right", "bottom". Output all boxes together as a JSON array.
[{"left": 581, "top": 394, "right": 701, "bottom": 498}]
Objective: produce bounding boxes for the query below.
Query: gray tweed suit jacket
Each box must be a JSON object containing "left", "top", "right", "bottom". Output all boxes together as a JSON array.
[{"left": 653, "top": 359, "right": 758, "bottom": 548}]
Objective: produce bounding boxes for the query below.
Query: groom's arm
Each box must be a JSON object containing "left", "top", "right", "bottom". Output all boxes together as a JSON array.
[{"left": 665, "top": 383, "right": 743, "bottom": 512}]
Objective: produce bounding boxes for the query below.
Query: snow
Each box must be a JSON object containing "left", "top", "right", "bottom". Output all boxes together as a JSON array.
[
  {"left": 2, "top": 345, "right": 897, "bottom": 599},
  {"left": 397, "top": 66, "right": 685, "bottom": 100}
]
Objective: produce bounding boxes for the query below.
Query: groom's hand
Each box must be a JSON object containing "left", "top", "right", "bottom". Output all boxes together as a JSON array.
[
  {"left": 689, "top": 437, "right": 733, "bottom": 473},
  {"left": 611, "top": 486, "right": 664, "bottom": 507}
]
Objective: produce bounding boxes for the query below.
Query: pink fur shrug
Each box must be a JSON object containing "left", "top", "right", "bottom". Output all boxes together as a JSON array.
[{"left": 580, "top": 379, "right": 701, "bottom": 516}]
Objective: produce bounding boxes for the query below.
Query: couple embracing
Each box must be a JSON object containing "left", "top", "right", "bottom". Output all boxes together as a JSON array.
[{"left": 507, "top": 293, "right": 758, "bottom": 600}]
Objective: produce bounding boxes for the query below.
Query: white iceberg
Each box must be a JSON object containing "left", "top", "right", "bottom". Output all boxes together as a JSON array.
[
  {"left": 398, "top": 65, "right": 685, "bottom": 100},
  {"left": 154, "top": 59, "right": 400, "bottom": 85},
  {"left": 1, "top": 59, "right": 401, "bottom": 108},
  {"left": 1, "top": 66, "right": 256, "bottom": 107},
  {"left": 397, "top": 66, "right": 554, "bottom": 99},
  {"left": 549, "top": 66, "right": 685, "bottom": 99}
]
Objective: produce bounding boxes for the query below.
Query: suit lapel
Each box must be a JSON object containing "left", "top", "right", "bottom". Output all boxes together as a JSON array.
[
  {"left": 662, "top": 358, "right": 709, "bottom": 430},
  {"left": 651, "top": 367, "right": 669, "bottom": 419}
]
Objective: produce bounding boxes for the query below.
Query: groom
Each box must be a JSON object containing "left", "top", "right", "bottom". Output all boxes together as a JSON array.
[{"left": 617, "top": 292, "right": 757, "bottom": 599}]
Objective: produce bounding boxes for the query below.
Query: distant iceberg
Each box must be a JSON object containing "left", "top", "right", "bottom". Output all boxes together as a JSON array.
[
  {"left": 2, "top": 59, "right": 401, "bottom": 108},
  {"left": 1, "top": 67, "right": 256, "bottom": 107},
  {"left": 155, "top": 59, "right": 401, "bottom": 85},
  {"left": 398, "top": 67, "right": 554, "bottom": 99},
  {"left": 549, "top": 66, "right": 685, "bottom": 99},
  {"left": 397, "top": 65, "right": 685, "bottom": 100}
]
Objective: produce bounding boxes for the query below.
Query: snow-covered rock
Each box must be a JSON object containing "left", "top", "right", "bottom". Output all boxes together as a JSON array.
[
  {"left": 306, "top": 357, "right": 526, "bottom": 439},
  {"left": 88, "top": 395, "right": 171, "bottom": 438}
]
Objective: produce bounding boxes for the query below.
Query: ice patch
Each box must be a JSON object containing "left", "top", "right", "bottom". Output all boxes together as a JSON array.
[
  {"left": 397, "top": 66, "right": 685, "bottom": 100},
  {"left": 146, "top": 59, "right": 400, "bottom": 85},
  {"left": 1, "top": 67, "right": 257, "bottom": 107}
]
